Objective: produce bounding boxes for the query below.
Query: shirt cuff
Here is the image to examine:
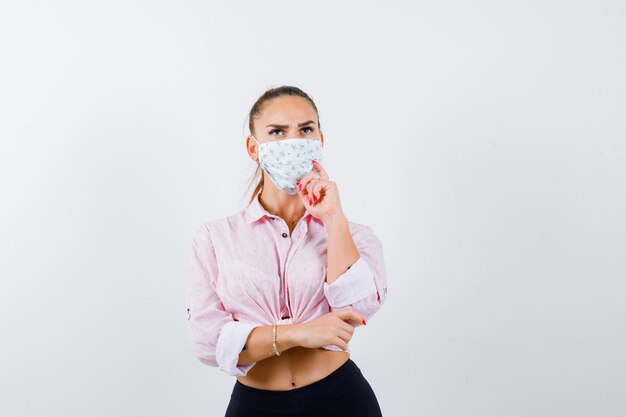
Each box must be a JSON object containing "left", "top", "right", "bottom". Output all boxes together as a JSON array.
[
  {"left": 323, "top": 257, "right": 378, "bottom": 308},
  {"left": 215, "top": 320, "right": 258, "bottom": 376}
]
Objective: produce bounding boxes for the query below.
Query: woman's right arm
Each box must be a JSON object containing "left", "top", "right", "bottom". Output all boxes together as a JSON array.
[
  {"left": 186, "top": 225, "right": 261, "bottom": 377},
  {"left": 186, "top": 224, "right": 367, "bottom": 375},
  {"left": 236, "top": 324, "right": 301, "bottom": 365},
  {"left": 237, "top": 306, "right": 366, "bottom": 366}
]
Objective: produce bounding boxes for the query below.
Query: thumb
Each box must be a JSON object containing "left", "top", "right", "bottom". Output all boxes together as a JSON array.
[{"left": 335, "top": 306, "right": 366, "bottom": 326}]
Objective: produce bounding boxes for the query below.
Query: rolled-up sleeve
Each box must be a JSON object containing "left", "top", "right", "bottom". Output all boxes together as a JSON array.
[
  {"left": 322, "top": 225, "right": 388, "bottom": 321},
  {"left": 185, "top": 225, "right": 258, "bottom": 376}
]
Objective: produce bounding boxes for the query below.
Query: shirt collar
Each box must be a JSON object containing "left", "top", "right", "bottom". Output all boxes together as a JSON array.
[{"left": 244, "top": 192, "right": 316, "bottom": 225}]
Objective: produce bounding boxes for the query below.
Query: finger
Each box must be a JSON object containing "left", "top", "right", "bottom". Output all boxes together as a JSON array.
[
  {"left": 299, "top": 180, "right": 315, "bottom": 207},
  {"left": 296, "top": 180, "right": 309, "bottom": 199},
  {"left": 334, "top": 306, "right": 355, "bottom": 324},
  {"left": 336, "top": 306, "right": 366, "bottom": 326},
  {"left": 311, "top": 179, "right": 326, "bottom": 205},
  {"left": 338, "top": 319, "right": 356, "bottom": 336},
  {"left": 301, "top": 177, "right": 325, "bottom": 206},
  {"left": 296, "top": 176, "right": 314, "bottom": 206},
  {"left": 332, "top": 336, "right": 349, "bottom": 351},
  {"left": 312, "top": 160, "right": 329, "bottom": 180},
  {"left": 299, "top": 187, "right": 313, "bottom": 208},
  {"left": 336, "top": 327, "right": 353, "bottom": 345},
  {"left": 351, "top": 310, "right": 367, "bottom": 326},
  {"left": 305, "top": 178, "right": 318, "bottom": 204},
  {"left": 297, "top": 170, "right": 318, "bottom": 196}
]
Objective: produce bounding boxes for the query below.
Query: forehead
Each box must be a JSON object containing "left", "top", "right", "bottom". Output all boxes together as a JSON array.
[{"left": 257, "top": 95, "right": 318, "bottom": 124}]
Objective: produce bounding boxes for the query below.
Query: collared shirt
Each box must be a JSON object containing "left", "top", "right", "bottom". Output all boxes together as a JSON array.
[{"left": 185, "top": 193, "right": 388, "bottom": 376}]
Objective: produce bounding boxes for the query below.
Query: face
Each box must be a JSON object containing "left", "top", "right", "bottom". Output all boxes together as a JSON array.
[{"left": 247, "top": 95, "right": 324, "bottom": 160}]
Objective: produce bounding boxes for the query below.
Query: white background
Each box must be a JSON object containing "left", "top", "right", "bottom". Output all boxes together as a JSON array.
[{"left": 1, "top": 1, "right": 625, "bottom": 416}]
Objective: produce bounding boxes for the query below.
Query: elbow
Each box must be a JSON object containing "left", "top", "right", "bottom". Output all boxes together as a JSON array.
[
  {"left": 197, "top": 355, "right": 218, "bottom": 367},
  {"left": 187, "top": 320, "right": 259, "bottom": 376},
  {"left": 324, "top": 257, "right": 388, "bottom": 322},
  {"left": 215, "top": 321, "right": 259, "bottom": 376},
  {"left": 190, "top": 340, "right": 254, "bottom": 377},
  {"left": 190, "top": 341, "right": 219, "bottom": 368},
  {"left": 354, "top": 289, "right": 387, "bottom": 322},
  {"left": 186, "top": 323, "right": 220, "bottom": 368}
]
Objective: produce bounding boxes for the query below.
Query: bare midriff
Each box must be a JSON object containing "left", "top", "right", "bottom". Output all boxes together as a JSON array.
[
  {"left": 236, "top": 347, "right": 350, "bottom": 391},
  {"left": 236, "top": 221, "right": 350, "bottom": 391}
]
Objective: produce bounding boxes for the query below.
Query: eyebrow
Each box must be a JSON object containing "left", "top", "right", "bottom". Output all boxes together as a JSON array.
[{"left": 266, "top": 120, "right": 315, "bottom": 129}]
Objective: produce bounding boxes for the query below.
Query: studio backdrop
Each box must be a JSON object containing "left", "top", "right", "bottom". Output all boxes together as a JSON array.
[{"left": 0, "top": 1, "right": 624, "bottom": 416}]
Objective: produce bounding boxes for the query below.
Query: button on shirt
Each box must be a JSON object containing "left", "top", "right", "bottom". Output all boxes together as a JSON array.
[{"left": 185, "top": 193, "right": 388, "bottom": 377}]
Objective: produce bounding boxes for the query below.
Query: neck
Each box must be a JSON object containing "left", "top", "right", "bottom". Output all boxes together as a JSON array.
[{"left": 259, "top": 187, "right": 306, "bottom": 223}]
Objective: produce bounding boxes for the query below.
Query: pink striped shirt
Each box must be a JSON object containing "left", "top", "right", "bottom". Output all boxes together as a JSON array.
[{"left": 185, "top": 193, "right": 388, "bottom": 376}]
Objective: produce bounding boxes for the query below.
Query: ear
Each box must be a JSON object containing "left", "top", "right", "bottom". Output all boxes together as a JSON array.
[
  {"left": 247, "top": 135, "right": 258, "bottom": 161},
  {"left": 320, "top": 131, "right": 325, "bottom": 146}
]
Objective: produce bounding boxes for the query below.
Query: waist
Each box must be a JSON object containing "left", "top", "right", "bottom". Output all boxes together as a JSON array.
[
  {"left": 231, "top": 356, "right": 362, "bottom": 413},
  {"left": 236, "top": 347, "right": 350, "bottom": 390}
]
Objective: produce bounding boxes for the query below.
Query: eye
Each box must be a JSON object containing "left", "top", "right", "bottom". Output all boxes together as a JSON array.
[
  {"left": 269, "top": 128, "right": 283, "bottom": 136},
  {"left": 301, "top": 126, "right": 314, "bottom": 134}
]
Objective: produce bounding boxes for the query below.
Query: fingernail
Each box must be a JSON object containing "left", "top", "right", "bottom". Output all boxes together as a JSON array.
[
  {"left": 361, "top": 319, "right": 367, "bottom": 325},
  {"left": 313, "top": 195, "right": 318, "bottom": 202},
  {"left": 309, "top": 198, "right": 313, "bottom": 205}
]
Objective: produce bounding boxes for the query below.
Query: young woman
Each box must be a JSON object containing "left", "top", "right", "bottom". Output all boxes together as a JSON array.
[{"left": 185, "top": 85, "right": 388, "bottom": 416}]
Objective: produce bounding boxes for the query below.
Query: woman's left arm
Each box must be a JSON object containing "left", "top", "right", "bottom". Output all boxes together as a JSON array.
[
  {"left": 296, "top": 159, "right": 388, "bottom": 323},
  {"left": 323, "top": 215, "right": 388, "bottom": 323}
]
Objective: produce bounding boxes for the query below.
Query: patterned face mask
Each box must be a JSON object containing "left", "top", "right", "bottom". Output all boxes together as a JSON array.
[{"left": 251, "top": 135, "right": 324, "bottom": 195}]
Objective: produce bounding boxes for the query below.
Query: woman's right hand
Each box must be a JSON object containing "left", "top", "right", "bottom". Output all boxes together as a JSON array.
[{"left": 294, "top": 306, "right": 366, "bottom": 351}]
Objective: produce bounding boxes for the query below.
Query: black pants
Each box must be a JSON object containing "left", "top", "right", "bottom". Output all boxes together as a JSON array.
[{"left": 224, "top": 358, "right": 383, "bottom": 416}]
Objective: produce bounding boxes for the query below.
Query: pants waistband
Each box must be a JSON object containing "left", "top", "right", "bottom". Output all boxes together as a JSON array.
[{"left": 230, "top": 358, "right": 362, "bottom": 414}]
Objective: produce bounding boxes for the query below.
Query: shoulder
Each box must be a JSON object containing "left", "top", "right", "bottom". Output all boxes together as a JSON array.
[
  {"left": 192, "top": 210, "right": 248, "bottom": 241},
  {"left": 190, "top": 221, "right": 213, "bottom": 248},
  {"left": 347, "top": 219, "right": 370, "bottom": 232},
  {"left": 346, "top": 220, "right": 382, "bottom": 246},
  {"left": 346, "top": 218, "right": 377, "bottom": 233}
]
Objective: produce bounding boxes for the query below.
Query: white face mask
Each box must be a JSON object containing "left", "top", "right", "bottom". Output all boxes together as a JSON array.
[{"left": 251, "top": 135, "right": 324, "bottom": 195}]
